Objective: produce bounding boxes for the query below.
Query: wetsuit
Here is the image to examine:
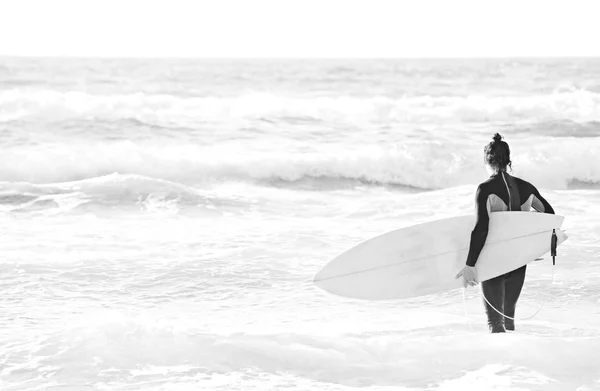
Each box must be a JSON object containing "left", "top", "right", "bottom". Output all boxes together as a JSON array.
[{"left": 466, "top": 171, "right": 555, "bottom": 332}]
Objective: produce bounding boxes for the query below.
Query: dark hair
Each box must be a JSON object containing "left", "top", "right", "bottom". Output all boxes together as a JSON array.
[{"left": 484, "top": 133, "right": 511, "bottom": 172}]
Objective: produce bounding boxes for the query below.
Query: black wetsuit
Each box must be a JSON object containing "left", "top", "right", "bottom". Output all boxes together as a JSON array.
[{"left": 466, "top": 171, "right": 555, "bottom": 332}]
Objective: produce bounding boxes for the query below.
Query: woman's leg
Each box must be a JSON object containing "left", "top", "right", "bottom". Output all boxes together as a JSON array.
[
  {"left": 481, "top": 274, "right": 506, "bottom": 333},
  {"left": 503, "top": 265, "right": 527, "bottom": 331}
]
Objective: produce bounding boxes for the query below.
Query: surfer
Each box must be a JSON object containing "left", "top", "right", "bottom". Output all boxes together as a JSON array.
[{"left": 455, "top": 133, "right": 555, "bottom": 333}]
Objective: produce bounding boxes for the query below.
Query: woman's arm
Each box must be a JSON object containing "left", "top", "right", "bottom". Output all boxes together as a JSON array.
[
  {"left": 531, "top": 186, "right": 555, "bottom": 214},
  {"left": 465, "top": 184, "right": 490, "bottom": 267}
]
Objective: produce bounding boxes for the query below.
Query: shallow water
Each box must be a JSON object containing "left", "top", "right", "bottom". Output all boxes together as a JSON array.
[{"left": 1, "top": 58, "right": 599, "bottom": 390}]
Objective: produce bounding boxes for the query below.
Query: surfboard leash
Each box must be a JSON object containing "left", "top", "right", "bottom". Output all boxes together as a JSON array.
[
  {"left": 462, "top": 263, "right": 556, "bottom": 328},
  {"left": 462, "top": 271, "right": 554, "bottom": 331},
  {"left": 551, "top": 229, "right": 557, "bottom": 265},
  {"left": 463, "top": 229, "right": 560, "bottom": 328},
  {"left": 478, "top": 265, "right": 555, "bottom": 322},
  {"left": 462, "top": 288, "right": 474, "bottom": 331}
]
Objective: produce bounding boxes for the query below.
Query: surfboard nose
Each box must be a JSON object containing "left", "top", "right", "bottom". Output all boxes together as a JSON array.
[
  {"left": 313, "top": 265, "right": 331, "bottom": 283},
  {"left": 312, "top": 263, "right": 325, "bottom": 283},
  {"left": 312, "top": 271, "right": 322, "bottom": 283}
]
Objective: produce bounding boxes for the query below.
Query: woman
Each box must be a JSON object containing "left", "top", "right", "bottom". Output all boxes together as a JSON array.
[{"left": 456, "top": 133, "right": 555, "bottom": 333}]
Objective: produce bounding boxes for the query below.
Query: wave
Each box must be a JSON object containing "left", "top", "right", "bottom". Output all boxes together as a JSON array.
[
  {"left": 0, "top": 174, "right": 249, "bottom": 216},
  {"left": 504, "top": 120, "right": 600, "bottom": 138},
  {"left": 2, "top": 88, "right": 600, "bottom": 124},
  {"left": 0, "top": 138, "right": 599, "bottom": 193},
  {"left": 8, "top": 318, "right": 599, "bottom": 389}
]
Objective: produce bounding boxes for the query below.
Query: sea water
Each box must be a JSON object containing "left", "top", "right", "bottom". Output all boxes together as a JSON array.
[{"left": 1, "top": 58, "right": 599, "bottom": 390}]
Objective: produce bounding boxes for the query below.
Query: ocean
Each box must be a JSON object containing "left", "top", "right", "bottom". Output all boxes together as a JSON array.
[{"left": 1, "top": 57, "right": 599, "bottom": 390}]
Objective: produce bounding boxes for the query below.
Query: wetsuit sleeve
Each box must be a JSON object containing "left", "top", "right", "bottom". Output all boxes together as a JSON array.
[
  {"left": 530, "top": 185, "right": 555, "bottom": 214},
  {"left": 466, "top": 185, "right": 490, "bottom": 267}
]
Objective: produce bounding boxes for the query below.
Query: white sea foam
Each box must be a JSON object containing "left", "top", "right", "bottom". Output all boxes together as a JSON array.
[
  {"left": 0, "top": 136, "right": 598, "bottom": 193},
  {"left": 2, "top": 58, "right": 600, "bottom": 391},
  {"left": 1, "top": 89, "right": 600, "bottom": 123}
]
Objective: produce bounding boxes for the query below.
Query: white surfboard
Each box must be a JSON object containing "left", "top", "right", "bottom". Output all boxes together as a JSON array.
[{"left": 313, "top": 212, "right": 567, "bottom": 300}]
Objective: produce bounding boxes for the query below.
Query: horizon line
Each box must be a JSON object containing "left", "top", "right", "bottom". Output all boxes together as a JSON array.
[{"left": 2, "top": 55, "right": 600, "bottom": 60}]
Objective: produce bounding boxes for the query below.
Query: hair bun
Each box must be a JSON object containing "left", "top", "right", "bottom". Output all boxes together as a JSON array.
[{"left": 493, "top": 133, "right": 503, "bottom": 143}]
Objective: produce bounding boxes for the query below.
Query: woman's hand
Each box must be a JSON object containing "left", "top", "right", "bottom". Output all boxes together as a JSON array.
[{"left": 455, "top": 265, "right": 478, "bottom": 288}]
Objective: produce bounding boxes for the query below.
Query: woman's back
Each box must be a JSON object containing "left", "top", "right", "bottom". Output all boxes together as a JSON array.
[{"left": 478, "top": 172, "right": 555, "bottom": 214}]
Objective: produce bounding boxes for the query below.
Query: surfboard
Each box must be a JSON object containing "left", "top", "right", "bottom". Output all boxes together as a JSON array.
[{"left": 313, "top": 212, "right": 567, "bottom": 300}]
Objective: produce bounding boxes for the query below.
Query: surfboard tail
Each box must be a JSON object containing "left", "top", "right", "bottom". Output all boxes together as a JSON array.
[{"left": 556, "top": 229, "right": 568, "bottom": 244}]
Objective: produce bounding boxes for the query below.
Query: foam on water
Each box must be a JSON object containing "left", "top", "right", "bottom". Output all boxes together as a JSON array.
[
  {"left": 0, "top": 136, "right": 599, "bottom": 192},
  {"left": 1, "top": 88, "right": 600, "bottom": 124},
  {"left": 2, "top": 58, "right": 600, "bottom": 390},
  {"left": 4, "top": 317, "right": 600, "bottom": 390},
  {"left": 2, "top": 184, "right": 600, "bottom": 390}
]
